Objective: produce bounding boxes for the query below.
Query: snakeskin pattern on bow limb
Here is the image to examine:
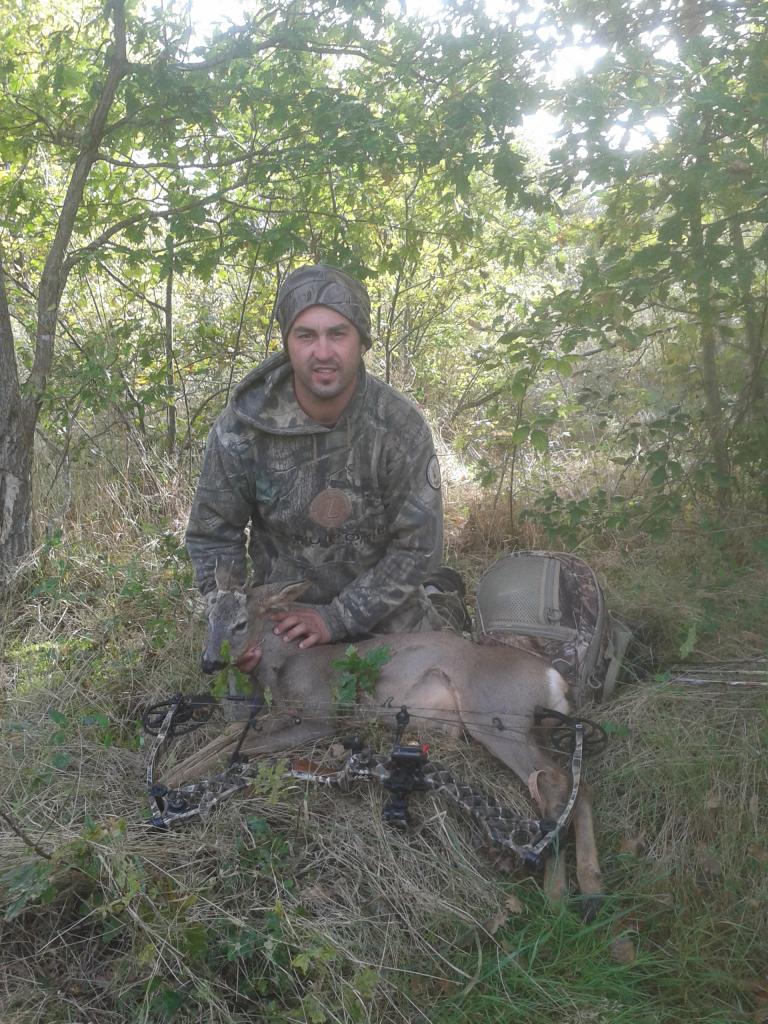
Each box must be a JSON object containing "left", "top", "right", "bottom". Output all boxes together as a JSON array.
[{"left": 143, "top": 696, "right": 589, "bottom": 872}]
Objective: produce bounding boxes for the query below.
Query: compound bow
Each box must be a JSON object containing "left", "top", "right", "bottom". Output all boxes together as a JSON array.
[{"left": 142, "top": 695, "right": 606, "bottom": 870}]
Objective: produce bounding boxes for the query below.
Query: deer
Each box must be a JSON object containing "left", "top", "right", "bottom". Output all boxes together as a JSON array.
[{"left": 163, "top": 563, "right": 603, "bottom": 913}]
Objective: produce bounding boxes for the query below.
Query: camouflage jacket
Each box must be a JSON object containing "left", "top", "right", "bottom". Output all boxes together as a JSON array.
[{"left": 186, "top": 352, "right": 444, "bottom": 641}]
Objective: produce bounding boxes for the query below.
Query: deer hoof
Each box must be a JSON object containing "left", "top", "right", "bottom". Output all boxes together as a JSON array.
[{"left": 578, "top": 894, "right": 603, "bottom": 924}]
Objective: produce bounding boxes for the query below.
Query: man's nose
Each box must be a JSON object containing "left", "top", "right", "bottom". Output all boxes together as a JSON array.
[{"left": 314, "top": 333, "right": 334, "bottom": 359}]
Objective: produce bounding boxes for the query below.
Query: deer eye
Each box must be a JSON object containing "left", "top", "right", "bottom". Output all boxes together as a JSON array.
[{"left": 233, "top": 621, "right": 248, "bottom": 632}]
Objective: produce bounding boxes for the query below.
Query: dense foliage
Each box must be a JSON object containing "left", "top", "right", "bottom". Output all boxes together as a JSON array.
[{"left": 1, "top": 0, "right": 766, "bottom": 571}]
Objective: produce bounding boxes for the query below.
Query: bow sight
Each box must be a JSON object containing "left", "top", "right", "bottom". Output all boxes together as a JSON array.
[{"left": 380, "top": 706, "right": 431, "bottom": 828}]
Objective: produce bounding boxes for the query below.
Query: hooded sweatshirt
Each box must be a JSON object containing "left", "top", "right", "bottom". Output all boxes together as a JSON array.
[{"left": 185, "top": 351, "right": 444, "bottom": 640}]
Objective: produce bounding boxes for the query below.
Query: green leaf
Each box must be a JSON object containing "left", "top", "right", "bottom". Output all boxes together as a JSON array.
[
  {"left": 81, "top": 712, "right": 109, "bottom": 729},
  {"left": 493, "top": 144, "right": 527, "bottom": 204},
  {"left": 181, "top": 924, "right": 208, "bottom": 960},
  {"left": 530, "top": 429, "right": 548, "bottom": 453},
  {"left": 602, "top": 722, "right": 630, "bottom": 738},
  {"left": 246, "top": 816, "right": 271, "bottom": 837},
  {"left": 353, "top": 967, "right": 380, "bottom": 998},
  {"left": 304, "top": 997, "right": 327, "bottom": 1024},
  {"left": 332, "top": 644, "right": 391, "bottom": 709},
  {"left": 152, "top": 987, "right": 183, "bottom": 1020},
  {"left": 50, "top": 751, "right": 72, "bottom": 770},
  {"left": 292, "top": 951, "right": 312, "bottom": 973},
  {"left": 0, "top": 861, "right": 56, "bottom": 921}
]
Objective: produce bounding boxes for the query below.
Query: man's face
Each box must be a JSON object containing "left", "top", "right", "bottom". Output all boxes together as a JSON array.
[{"left": 286, "top": 305, "right": 364, "bottom": 420}]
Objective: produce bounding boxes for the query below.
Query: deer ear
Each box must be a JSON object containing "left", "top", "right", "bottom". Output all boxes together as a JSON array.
[
  {"left": 214, "top": 558, "right": 244, "bottom": 592},
  {"left": 247, "top": 580, "right": 312, "bottom": 611}
]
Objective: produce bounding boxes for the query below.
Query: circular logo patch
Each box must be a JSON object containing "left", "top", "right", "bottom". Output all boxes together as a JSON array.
[
  {"left": 426, "top": 455, "right": 442, "bottom": 490},
  {"left": 309, "top": 487, "right": 352, "bottom": 528}
]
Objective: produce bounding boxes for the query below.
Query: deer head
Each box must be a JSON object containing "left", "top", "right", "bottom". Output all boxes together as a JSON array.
[{"left": 201, "top": 561, "right": 310, "bottom": 674}]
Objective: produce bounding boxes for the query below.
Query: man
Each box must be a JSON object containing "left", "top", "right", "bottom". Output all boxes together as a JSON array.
[{"left": 186, "top": 264, "right": 461, "bottom": 671}]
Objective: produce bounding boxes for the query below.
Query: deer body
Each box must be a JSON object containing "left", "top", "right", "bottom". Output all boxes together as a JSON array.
[{"left": 167, "top": 576, "right": 602, "bottom": 909}]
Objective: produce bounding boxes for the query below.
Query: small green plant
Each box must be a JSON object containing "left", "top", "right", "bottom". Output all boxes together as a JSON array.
[
  {"left": 209, "top": 639, "right": 251, "bottom": 698},
  {"left": 678, "top": 620, "right": 698, "bottom": 659},
  {"left": 331, "top": 644, "right": 391, "bottom": 708},
  {"left": 0, "top": 860, "right": 57, "bottom": 921}
]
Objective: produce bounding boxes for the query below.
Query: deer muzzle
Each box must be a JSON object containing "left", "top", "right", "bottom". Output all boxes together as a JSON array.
[{"left": 201, "top": 652, "right": 226, "bottom": 674}]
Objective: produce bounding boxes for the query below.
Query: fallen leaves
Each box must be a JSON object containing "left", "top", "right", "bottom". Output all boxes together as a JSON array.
[{"left": 481, "top": 892, "right": 524, "bottom": 935}]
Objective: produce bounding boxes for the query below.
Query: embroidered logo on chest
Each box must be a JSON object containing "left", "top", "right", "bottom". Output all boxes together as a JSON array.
[{"left": 308, "top": 487, "right": 352, "bottom": 528}]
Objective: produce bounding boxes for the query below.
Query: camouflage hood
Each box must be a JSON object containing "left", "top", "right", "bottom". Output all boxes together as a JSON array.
[{"left": 229, "top": 350, "right": 367, "bottom": 436}]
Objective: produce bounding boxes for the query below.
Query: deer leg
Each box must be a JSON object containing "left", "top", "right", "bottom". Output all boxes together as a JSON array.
[
  {"left": 530, "top": 766, "right": 571, "bottom": 903},
  {"left": 570, "top": 782, "right": 603, "bottom": 921}
]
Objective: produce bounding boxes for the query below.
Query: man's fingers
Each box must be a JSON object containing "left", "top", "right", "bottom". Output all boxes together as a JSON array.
[
  {"left": 235, "top": 646, "right": 262, "bottom": 672},
  {"left": 272, "top": 613, "right": 304, "bottom": 636},
  {"left": 279, "top": 621, "right": 316, "bottom": 644},
  {"left": 298, "top": 633, "right": 320, "bottom": 649},
  {"left": 270, "top": 609, "right": 330, "bottom": 645}
]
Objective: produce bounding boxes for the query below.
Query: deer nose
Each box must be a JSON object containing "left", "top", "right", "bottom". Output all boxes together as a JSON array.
[{"left": 201, "top": 653, "right": 225, "bottom": 674}]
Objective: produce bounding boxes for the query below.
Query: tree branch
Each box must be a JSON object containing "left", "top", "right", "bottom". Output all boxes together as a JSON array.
[
  {"left": 94, "top": 259, "right": 166, "bottom": 312},
  {"left": 0, "top": 806, "right": 52, "bottom": 862},
  {"left": 63, "top": 174, "right": 249, "bottom": 271},
  {"left": 27, "top": 0, "right": 129, "bottom": 414}
]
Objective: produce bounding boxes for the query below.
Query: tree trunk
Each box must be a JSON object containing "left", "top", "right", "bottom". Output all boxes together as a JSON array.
[
  {"left": 0, "top": 0, "right": 127, "bottom": 577},
  {"left": 689, "top": 190, "right": 731, "bottom": 509},
  {"left": 0, "top": 263, "right": 35, "bottom": 580},
  {"left": 729, "top": 215, "right": 765, "bottom": 410},
  {"left": 0, "top": 403, "right": 35, "bottom": 580},
  {"left": 383, "top": 269, "right": 402, "bottom": 385},
  {"left": 164, "top": 234, "right": 177, "bottom": 456}
]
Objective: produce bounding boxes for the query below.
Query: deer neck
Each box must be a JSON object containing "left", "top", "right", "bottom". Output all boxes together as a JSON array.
[{"left": 254, "top": 626, "right": 338, "bottom": 697}]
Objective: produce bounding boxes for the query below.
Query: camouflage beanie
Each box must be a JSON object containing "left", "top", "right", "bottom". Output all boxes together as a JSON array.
[{"left": 276, "top": 264, "right": 372, "bottom": 350}]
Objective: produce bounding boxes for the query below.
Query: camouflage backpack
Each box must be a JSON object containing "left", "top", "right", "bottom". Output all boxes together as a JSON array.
[{"left": 474, "top": 552, "right": 632, "bottom": 708}]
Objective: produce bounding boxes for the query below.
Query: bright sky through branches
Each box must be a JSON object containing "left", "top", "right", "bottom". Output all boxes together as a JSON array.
[{"left": 187, "top": 0, "right": 668, "bottom": 154}]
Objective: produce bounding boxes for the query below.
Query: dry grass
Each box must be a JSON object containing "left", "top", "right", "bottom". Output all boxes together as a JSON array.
[{"left": 1, "top": 456, "right": 767, "bottom": 1023}]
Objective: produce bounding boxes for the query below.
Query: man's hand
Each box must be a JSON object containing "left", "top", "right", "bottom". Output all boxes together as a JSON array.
[
  {"left": 271, "top": 607, "right": 331, "bottom": 649},
  {"left": 234, "top": 647, "right": 263, "bottom": 673}
]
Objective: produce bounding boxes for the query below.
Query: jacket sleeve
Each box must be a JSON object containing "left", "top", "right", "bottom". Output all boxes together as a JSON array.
[
  {"left": 319, "top": 417, "right": 443, "bottom": 640},
  {"left": 185, "top": 421, "right": 266, "bottom": 594}
]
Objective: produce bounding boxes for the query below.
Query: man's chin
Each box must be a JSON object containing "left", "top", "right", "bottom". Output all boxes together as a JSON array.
[
  {"left": 307, "top": 380, "right": 345, "bottom": 399},
  {"left": 310, "top": 370, "right": 340, "bottom": 388}
]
